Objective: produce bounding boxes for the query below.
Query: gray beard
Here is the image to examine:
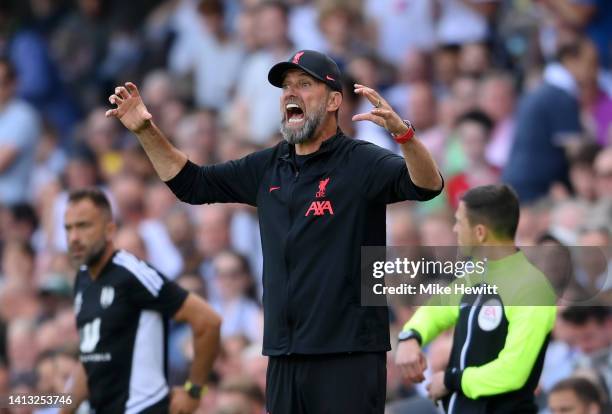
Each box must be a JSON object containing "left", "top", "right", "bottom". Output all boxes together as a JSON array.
[{"left": 280, "top": 102, "right": 326, "bottom": 145}]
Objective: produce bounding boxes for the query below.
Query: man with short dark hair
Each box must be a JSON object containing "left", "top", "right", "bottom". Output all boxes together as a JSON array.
[
  {"left": 502, "top": 36, "right": 598, "bottom": 203},
  {"left": 548, "top": 377, "right": 604, "bottom": 414},
  {"left": 60, "top": 188, "right": 221, "bottom": 414},
  {"left": 560, "top": 306, "right": 612, "bottom": 398},
  {"left": 106, "top": 49, "right": 442, "bottom": 413},
  {"left": 396, "top": 184, "right": 557, "bottom": 413}
]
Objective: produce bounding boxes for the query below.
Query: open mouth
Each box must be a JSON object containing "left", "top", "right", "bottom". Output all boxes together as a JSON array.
[{"left": 285, "top": 103, "right": 305, "bottom": 124}]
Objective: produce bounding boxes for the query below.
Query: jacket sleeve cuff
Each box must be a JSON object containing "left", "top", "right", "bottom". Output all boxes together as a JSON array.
[
  {"left": 444, "top": 367, "right": 463, "bottom": 393},
  {"left": 411, "top": 173, "right": 444, "bottom": 200},
  {"left": 164, "top": 159, "right": 196, "bottom": 186},
  {"left": 164, "top": 160, "right": 199, "bottom": 201}
]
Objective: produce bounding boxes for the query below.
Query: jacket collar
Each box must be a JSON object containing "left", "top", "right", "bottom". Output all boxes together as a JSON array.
[{"left": 279, "top": 128, "right": 345, "bottom": 161}]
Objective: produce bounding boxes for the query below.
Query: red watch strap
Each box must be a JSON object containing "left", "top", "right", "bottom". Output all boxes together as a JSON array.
[{"left": 393, "top": 127, "right": 415, "bottom": 144}]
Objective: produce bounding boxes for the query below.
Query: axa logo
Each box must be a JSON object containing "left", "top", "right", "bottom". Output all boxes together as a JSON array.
[
  {"left": 305, "top": 200, "right": 334, "bottom": 216},
  {"left": 292, "top": 51, "right": 305, "bottom": 64},
  {"left": 315, "top": 177, "right": 330, "bottom": 198}
]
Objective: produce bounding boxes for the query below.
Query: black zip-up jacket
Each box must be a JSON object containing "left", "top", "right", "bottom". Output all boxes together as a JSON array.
[{"left": 166, "top": 130, "right": 442, "bottom": 355}]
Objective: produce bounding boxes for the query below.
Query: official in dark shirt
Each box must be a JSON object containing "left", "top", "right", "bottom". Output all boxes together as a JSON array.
[
  {"left": 60, "top": 188, "right": 221, "bottom": 414},
  {"left": 106, "top": 50, "right": 443, "bottom": 413}
]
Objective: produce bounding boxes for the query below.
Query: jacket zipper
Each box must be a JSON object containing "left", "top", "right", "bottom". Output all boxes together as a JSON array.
[
  {"left": 448, "top": 294, "right": 482, "bottom": 414},
  {"left": 284, "top": 167, "right": 300, "bottom": 354}
]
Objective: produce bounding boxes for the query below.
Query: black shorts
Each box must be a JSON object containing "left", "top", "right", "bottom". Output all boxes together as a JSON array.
[{"left": 266, "top": 352, "right": 386, "bottom": 414}]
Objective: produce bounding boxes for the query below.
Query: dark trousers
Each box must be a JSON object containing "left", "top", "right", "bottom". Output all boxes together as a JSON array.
[{"left": 266, "top": 352, "right": 386, "bottom": 414}]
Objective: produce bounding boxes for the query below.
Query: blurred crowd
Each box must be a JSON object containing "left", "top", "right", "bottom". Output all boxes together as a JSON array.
[{"left": 0, "top": 0, "right": 611, "bottom": 413}]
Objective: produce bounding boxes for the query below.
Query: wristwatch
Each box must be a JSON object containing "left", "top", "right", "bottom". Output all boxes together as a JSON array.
[
  {"left": 184, "top": 380, "right": 208, "bottom": 400},
  {"left": 398, "top": 329, "right": 422, "bottom": 345},
  {"left": 392, "top": 119, "right": 415, "bottom": 137},
  {"left": 392, "top": 120, "right": 416, "bottom": 144}
]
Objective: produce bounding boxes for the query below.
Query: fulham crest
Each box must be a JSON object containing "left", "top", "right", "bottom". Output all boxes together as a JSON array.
[{"left": 100, "top": 286, "right": 115, "bottom": 309}]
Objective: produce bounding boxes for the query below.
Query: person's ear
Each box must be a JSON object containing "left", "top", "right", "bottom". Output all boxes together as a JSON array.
[
  {"left": 327, "top": 91, "right": 342, "bottom": 113},
  {"left": 106, "top": 221, "right": 117, "bottom": 242},
  {"left": 588, "top": 402, "right": 600, "bottom": 414},
  {"left": 475, "top": 224, "right": 487, "bottom": 243}
]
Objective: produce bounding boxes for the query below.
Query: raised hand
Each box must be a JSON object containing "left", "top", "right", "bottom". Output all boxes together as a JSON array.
[
  {"left": 105, "top": 82, "right": 153, "bottom": 133},
  {"left": 351, "top": 83, "right": 408, "bottom": 137}
]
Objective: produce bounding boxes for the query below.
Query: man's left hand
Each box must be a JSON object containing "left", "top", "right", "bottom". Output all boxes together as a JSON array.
[
  {"left": 169, "top": 387, "right": 200, "bottom": 414},
  {"left": 352, "top": 84, "right": 408, "bottom": 137},
  {"left": 426, "top": 371, "right": 449, "bottom": 401}
]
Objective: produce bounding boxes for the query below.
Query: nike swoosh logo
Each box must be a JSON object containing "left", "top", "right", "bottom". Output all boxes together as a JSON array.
[
  {"left": 326, "top": 75, "right": 335, "bottom": 81},
  {"left": 269, "top": 186, "right": 281, "bottom": 192}
]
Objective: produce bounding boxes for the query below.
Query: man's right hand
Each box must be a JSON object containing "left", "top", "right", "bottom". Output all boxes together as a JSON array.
[
  {"left": 105, "top": 82, "right": 153, "bottom": 133},
  {"left": 395, "top": 339, "right": 428, "bottom": 383}
]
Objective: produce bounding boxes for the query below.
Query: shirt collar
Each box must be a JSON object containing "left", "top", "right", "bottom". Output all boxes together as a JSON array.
[{"left": 543, "top": 63, "right": 579, "bottom": 97}]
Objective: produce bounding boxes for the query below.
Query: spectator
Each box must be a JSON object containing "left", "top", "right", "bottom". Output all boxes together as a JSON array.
[
  {"left": 458, "top": 42, "right": 491, "bottom": 78},
  {"left": 574, "top": 227, "right": 610, "bottom": 293},
  {"left": 114, "top": 226, "right": 148, "bottom": 260},
  {"left": 229, "top": 1, "right": 293, "bottom": 144},
  {"left": 536, "top": 0, "right": 612, "bottom": 69},
  {"left": 548, "top": 377, "right": 605, "bottom": 414},
  {"left": 30, "top": 122, "right": 68, "bottom": 201},
  {"left": 211, "top": 251, "right": 262, "bottom": 344},
  {"left": 49, "top": 0, "right": 112, "bottom": 113},
  {"left": 384, "top": 49, "right": 433, "bottom": 116},
  {"left": 436, "top": 0, "right": 500, "bottom": 46},
  {"left": 7, "top": 318, "right": 38, "bottom": 376},
  {"left": 580, "top": 63, "right": 612, "bottom": 147},
  {"left": 317, "top": 3, "right": 366, "bottom": 70},
  {"left": 82, "top": 107, "right": 123, "bottom": 180},
  {"left": 0, "top": 3, "right": 79, "bottom": 139},
  {"left": 594, "top": 147, "right": 612, "bottom": 201},
  {"left": 195, "top": 204, "right": 232, "bottom": 287},
  {"left": 478, "top": 71, "right": 517, "bottom": 168},
  {"left": 560, "top": 306, "right": 612, "bottom": 397},
  {"left": 548, "top": 199, "right": 589, "bottom": 245},
  {"left": 446, "top": 110, "right": 500, "bottom": 208},
  {"left": 418, "top": 212, "right": 456, "bottom": 246},
  {"left": 174, "top": 110, "right": 219, "bottom": 166},
  {"left": 349, "top": 53, "right": 397, "bottom": 150},
  {"left": 170, "top": 0, "right": 244, "bottom": 111},
  {"left": 0, "top": 58, "right": 42, "bottom": 205},
  {"left": 406, "top": 82, "right": 446, "bottom": 163},
  {"left": 503, "top": 36, "right": 598, "bottom": 203},
  {"left": 364, "top": 0, "right": 435, "bottom": 65},
  {"left": 1, "top": 241, "right": 35, "bottom": 290},
  {"left": 567, "top": 142, "right": 601, "bottom": 204},
  {"left": 1, "top": 204, "right": 39, "bottom": 244},
  {"left": 287, "top": 0, "right": 326, "bottom": 52},
  {"left": 110, "top": 174, "right": 184, "bottom": 278},
  {"left": 433, "top": 44, "right": 461, "bottom": 93}
]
